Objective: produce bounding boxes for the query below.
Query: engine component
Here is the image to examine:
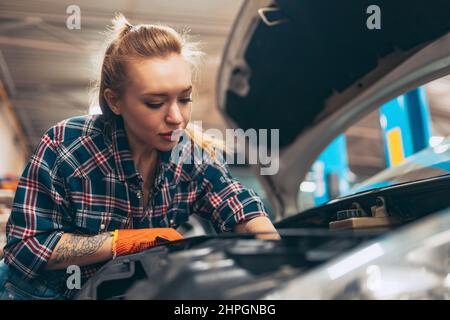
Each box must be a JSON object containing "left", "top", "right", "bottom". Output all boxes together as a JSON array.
[{"left": 329, "top": 197, "right": 399, "bottom": 230}]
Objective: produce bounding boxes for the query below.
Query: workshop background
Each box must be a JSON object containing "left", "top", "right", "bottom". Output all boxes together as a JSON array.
[{"left": 1, "top": 0, "right": 450, "bottom": 256}]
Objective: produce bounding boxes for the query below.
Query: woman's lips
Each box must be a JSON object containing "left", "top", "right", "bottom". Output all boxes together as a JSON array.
[{"left": 159, "top": 129, "right": 183, "bottom": 142}]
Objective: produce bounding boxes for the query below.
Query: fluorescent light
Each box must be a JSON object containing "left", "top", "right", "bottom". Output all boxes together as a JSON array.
[
  {"left": 434, "top": 144, "right": 449, "bottom": 154},
  {"left": 429, "top": 136, "right": 444, "bottom": 147},
  {"left": 379, "top": 114, "right": 387, "bottom": 129},
  {"left": 300, "top": 181, "right": 316, "bottom": 193}
]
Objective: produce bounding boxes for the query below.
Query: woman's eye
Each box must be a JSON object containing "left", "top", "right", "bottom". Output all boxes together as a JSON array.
[
  {"left": 179, "top": 98, "right": 193, "bottom": 105},
  {"left": 144, "top": 102, "right": 164, "bottom": 109}
]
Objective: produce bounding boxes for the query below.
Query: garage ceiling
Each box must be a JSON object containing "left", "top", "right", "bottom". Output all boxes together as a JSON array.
[{"left": 0, "top": 0, "right": 242, "bottom": 150}]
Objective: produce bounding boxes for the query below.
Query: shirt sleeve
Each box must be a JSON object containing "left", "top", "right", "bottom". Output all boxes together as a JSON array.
[
  {"left": 3, "top": 131, "right": 70, "bottom": 279},
  {"left": 193, "top": 161, "right": 269, "bottom": 233}
]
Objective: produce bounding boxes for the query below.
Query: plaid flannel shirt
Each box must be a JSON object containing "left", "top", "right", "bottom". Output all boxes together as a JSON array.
[{"left": 3, "top": 114, "right": 268, "bottom": 298}]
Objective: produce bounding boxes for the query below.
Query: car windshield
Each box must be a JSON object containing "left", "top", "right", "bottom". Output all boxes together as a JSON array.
[{"left": 297, "top": 75, "right": 450, "bottom": 213}]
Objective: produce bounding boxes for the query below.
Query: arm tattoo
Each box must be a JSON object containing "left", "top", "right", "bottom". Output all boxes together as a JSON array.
[{"left": 53, "top": 233, "right": 111, "bottom": 264}]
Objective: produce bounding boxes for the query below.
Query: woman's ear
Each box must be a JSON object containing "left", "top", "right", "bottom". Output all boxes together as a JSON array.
[{"left": 104, "top": 89, "right": 122, "bottom": 115}]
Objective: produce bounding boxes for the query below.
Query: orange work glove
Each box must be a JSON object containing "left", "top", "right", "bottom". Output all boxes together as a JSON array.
[{"left": 111, "top": 228, "right": 183, "bottom": 259}]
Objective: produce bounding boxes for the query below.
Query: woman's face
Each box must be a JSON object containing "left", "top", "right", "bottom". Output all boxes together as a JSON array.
[{"left": 110, "top": 53, "right": 193, "bottom": 152}]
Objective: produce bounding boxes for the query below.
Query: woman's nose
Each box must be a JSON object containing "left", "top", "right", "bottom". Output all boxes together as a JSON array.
[{"left": 165, "top": 102, "right": 183, "bottom": 125}]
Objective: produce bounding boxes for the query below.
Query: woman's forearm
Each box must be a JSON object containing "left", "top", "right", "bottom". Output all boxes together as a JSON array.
[
  {"left": 234, "top": 216, "right": 281, "bottom": 240},
  {"left": 44, "top": 232, "right": 113, "bottom": 270},
  {"left": 45, "top": 216, "right": 279, "bottom": 270}
]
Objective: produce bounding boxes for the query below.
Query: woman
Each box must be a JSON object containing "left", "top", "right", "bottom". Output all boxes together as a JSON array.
[{"left": 0, "top": 14, "right": 279, "bottom": 300}]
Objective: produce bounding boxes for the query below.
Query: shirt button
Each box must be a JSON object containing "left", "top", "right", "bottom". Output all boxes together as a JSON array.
[
  {"left": 169, "top": 219, "right": 175, "bottom": 225},
  {"left": 136, "top": 191, "right": 143, "bottom": 199},
  {"left": 100, "top": 224, "right": 106, "bottom": 231}
]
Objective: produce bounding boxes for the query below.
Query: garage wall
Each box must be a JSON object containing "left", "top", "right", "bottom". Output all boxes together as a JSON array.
[{"left": 0, "top": 105, "right": 26, "bottom": 176}]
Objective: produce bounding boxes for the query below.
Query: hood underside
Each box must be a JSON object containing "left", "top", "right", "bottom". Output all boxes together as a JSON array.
[
  {"left": 217, "top": 0, "right": 450, "bottom": 217},
  {"left": 218, "top": 0, "right": 450, "bottom": 148}
]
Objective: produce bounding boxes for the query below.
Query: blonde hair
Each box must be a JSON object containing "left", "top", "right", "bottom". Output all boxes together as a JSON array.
[{"left": 94, "top": 13, "right": 227, "bottom": 158}]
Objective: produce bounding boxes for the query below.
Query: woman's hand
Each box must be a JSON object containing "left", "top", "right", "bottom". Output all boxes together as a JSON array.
[
  {"left": 45, "top": 228, "right": 183, "bottom": 270},
  {"left": 233, "top": 216, "right": 281, "bottom": 240},
  {"left": 112, "top": 228, "right": 183, "bottom": 258}
]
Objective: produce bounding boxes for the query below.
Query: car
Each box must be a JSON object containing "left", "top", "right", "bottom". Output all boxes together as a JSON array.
[
  {"left": 75, "top": 0, "right": 450, "bottom": 299},
  {"left": 346, "top": 136, "right": 450, "bottom": 194}
]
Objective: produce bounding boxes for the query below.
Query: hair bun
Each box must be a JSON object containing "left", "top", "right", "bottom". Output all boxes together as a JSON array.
[{"left": 111, "top": 13, "right": 133, "bottom": 38}]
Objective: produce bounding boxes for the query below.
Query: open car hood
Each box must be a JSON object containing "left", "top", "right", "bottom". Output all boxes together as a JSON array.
[{"left": 216, "top": 0, "right": 450, "bottom": 217}]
